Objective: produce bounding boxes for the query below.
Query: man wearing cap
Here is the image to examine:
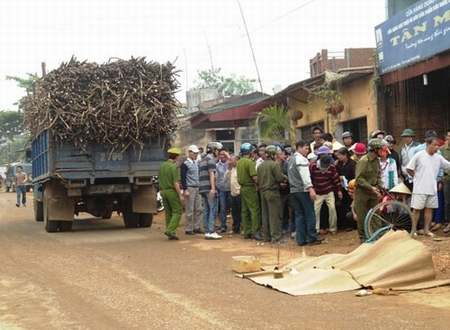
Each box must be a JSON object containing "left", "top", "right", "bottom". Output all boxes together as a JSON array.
[
  {"left": 354, "top": 139, "right": 387, "bottom": 243},
  {"left": 199, "top": 142, "right": 223, "bottom": 240},
  {"left": 371, "top": 129, "right": 386, "bottom": 140},
  {"left": 350, "top": 142, "right": 367, "bottom": 163},
  {"left": 237, "top": 142, "right": 263, "bottom": 240},
  {"left": 310, "top": 146, "right": 343, "bottom": 235},
  {"left": 399, "top": 128, "right": 420, "bottom": 191},
  {"left": 385, "top": 135, "right": 401, "bottom": 176},
  {"left": 342, "top": 131, "right": 353, "bottom": 150},
  {"left": 283, "top": 144, "right": 293, "bottom": 161},
  {"left": 257, "top": 145, "right": 287, "bottom": 243},
  {"left": 159, "top": 147, "right": 184, "bottom": 240},
  {"left": 180, "top": 145, "right": 204, "bottom": 235}
]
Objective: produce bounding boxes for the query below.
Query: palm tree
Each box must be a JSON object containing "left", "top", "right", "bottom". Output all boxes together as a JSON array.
[{"left": 252, "top": 105, "right": 293, "bottom": 145}]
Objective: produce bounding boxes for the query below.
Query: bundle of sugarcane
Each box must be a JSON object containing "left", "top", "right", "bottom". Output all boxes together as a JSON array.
[{"left": 22, "top": 56, "right": 181, "bottom": 152}]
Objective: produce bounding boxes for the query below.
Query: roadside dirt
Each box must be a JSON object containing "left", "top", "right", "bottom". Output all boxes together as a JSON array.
[
  {"left": 212, "top": 216, "right": 450, "bottom": 306},
  {"left": 1, "top": 189, "right": 450, "bottom": 329}
]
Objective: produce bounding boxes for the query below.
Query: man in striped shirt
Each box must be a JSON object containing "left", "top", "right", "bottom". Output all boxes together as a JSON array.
[
  {"left": 198, "top": 141, "right": 223, "bottom": 240},
  {"left": 310, "top": 146, "right": 343, "bottom": 235}
]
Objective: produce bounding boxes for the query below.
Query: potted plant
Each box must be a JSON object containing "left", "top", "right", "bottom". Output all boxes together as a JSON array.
[
  {"left": 317, "top": 87, "right": 344, "bottom": 115},
  {"left": 308, "top": 76, "right": 345, "bottom": 116},
  {"left": 324, "top": 91, "right": 344, "bottom": 115}
]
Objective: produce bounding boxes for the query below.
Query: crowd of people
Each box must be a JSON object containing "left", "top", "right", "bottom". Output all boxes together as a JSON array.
[{"left": 158, "top": 126, "right": 450, "bottom": 245}]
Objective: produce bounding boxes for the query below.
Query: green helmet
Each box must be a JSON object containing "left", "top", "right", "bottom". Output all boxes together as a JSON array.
[
  {"left": 367, "top": 138, "right": 387, "bottom": 151},
  {"left": 401, "top": 128, "right": 415, "bottom": 137},
  {"left": 265, "top": 145, "right": 278, "bottom": 158},
  {"left": 206, "top": 141, "right": 223, "bottom": 152}
]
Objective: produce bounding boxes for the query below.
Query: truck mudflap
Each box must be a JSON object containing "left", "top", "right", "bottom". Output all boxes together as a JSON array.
[
  {"left": 132, "top": 185, "right": 157, "bottom": 214},
  {"left": 48, "top": 197, "right": 75, "bottom": 221},
  {"left": 45, "top": 180, "right": 75, "bottom": 221}
]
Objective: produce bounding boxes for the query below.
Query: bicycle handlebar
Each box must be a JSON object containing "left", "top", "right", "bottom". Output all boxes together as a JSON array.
[{"left": 375, "top": 184, "right": 395, "bottom": 200}]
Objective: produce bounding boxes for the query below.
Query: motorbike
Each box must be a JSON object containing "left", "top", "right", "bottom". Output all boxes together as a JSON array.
[{"left": 153, "top": 176, "right": 164, "bottom": 212}]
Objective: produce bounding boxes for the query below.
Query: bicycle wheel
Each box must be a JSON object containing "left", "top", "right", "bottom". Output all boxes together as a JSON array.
[{"left": 364, "top": 200, "right": 415, "bottom": 241}]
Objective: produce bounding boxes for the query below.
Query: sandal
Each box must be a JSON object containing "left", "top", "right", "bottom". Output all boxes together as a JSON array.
[
  {"left": 444, "top": 224, "right": 450, "bottom": 234},
  {"left": 431, "top": 223, "right": 442, "bottom": 231}
]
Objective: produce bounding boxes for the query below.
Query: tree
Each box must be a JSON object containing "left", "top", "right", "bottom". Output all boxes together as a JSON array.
[
  {"left": 252, "top": 105, "right": 293, "bottom": 145},
  {"left": 193, "top": 68, "right": 256, "bottom": 96},
  {"left": 6, "top": 73, "right": 36, "bottom": 94},
  {"left": 5, "top": 73, "right": 36, "bottom": 110},
  {"left": 0, "top": 74, "right": 33, "bottom": 163},
  {"left": 0, "top": 111, "right": 24, "bottom": 141},
  {"left": 0, "top": 138, "right": 29, "bottom": 165}
]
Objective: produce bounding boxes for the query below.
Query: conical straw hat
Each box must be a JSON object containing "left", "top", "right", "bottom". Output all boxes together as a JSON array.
[
  {"left": 389, "top": 182, "right": 411, "bottom": 195},
  {"left": 332, "top": 141, "right": 344, "bottom": 151}
]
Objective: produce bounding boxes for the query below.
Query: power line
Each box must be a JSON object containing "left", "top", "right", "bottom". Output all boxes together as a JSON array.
[
  {"left": 211, "top": 0, "right": 318, "bottom": 53},
  {"left": 251, "top": 0, "right": 318, "bottom": 33}
]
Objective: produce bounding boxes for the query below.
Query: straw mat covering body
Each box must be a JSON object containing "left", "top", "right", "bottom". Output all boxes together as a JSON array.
[{"left": 241, "top": 231, "right": 450, "bottom": 296}]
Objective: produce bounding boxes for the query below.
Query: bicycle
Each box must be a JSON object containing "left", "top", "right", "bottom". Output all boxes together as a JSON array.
[{"left": 364, "top": 185, "right": 416, "bottom": 243}]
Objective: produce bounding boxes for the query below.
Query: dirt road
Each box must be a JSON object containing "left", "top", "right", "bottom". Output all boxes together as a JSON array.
[{"left": 1, "top": 191, "right": 450, "bottom": 329}]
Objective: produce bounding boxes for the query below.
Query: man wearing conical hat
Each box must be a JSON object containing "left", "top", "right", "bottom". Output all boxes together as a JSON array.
[{"left": 389, "top": 182, "right": 411, "bottom": 205}]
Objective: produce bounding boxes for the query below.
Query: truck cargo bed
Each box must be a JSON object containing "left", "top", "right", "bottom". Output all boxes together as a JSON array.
[{"left": 32, "top": 130, "right": 166, "bottom": 184}]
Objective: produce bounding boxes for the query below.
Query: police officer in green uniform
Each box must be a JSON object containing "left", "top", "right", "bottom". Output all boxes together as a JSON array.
[
  {"left": 158, "top": 147, "right": 184, "bottom": 240},
  {"left": 257, "top": 145, "right": 287, "bottom": 243},
  {"left": 354, "top": 139, "right": 387, "bottom": 243},
  {"left": 236, "top": 143, "right": 263, "bottom": 240}
]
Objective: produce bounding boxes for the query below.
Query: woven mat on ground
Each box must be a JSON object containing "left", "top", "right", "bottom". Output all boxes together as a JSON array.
[{"left": 241, "top": 230, "right": 450, "bottom": 296}]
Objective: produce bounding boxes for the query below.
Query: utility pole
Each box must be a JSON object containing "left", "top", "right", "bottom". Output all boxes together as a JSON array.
[
  {"left": 203, "top": 31, "right": 215, "bottom": 72},
  {"left": 183, "top": 48, "right": 189, "bottom": 91},
  {"left": 236, "top": 0, "right": 263, "bottom": 94}
]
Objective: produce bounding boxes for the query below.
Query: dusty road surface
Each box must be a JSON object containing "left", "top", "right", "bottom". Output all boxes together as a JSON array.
[{"left": 1, "top": 191, "right": 450, "bottom": 330}]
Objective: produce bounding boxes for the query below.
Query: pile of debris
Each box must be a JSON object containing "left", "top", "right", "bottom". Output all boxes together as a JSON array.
[{"left": 23, "top": 56, "right": 180, "bottom": 151}]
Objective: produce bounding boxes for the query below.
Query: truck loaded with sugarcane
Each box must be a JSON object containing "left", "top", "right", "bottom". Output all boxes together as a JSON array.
[{"left": 22, "top": 57, "right": 180, "bottom": 232}]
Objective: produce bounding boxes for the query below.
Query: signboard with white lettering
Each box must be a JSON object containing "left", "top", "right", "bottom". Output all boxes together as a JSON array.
[{"left": 375, "top": 0, "right": 450, "bottom": 74}]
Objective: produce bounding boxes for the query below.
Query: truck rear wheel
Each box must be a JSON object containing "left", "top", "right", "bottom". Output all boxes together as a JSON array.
[
  {"left": 102, "top": 211, "right": 113, "bottom": 219},
  {"left": 123, "top": 198, "right": 139, "bottom": 228},
  {"left": 45, "top": 219, "right": 59, "bottom": 232},
  {"left": 43, "top": 184, "right": 59, "bottom": 233},
  {"left": 139, "top": 214, "right": 153, "bottom": 227},
  {"left": 59, "top": 221, "right": 73, "bottom": 232},
  {"left": 34, "top": 200, "right": 44, "bottom": 222}
]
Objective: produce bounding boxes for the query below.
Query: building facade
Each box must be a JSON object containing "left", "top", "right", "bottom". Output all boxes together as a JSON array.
[{"left": 376, "top": 0, "right": 450, "bottom": 140}]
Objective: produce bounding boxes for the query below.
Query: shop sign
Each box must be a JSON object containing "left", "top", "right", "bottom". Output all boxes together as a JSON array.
[{"left": 375, "top": 0, "right": 450, "bottom": 74}]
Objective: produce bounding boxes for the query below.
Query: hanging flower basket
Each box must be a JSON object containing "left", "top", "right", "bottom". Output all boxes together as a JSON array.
[
  {"left": 289, "top": 109, "right": 303, "bottom": 121},
  {"left": 325, "top": 104, "right": 344, "bottom": 116}
]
